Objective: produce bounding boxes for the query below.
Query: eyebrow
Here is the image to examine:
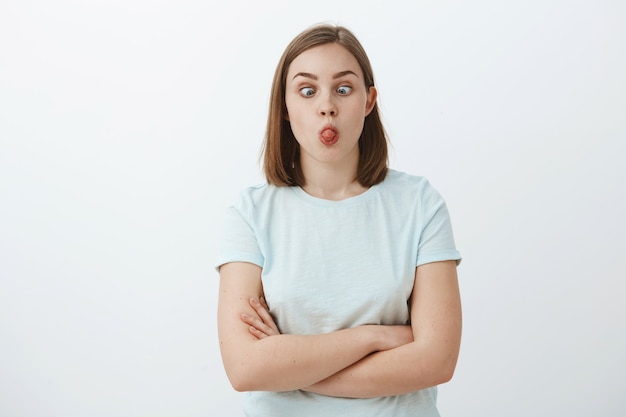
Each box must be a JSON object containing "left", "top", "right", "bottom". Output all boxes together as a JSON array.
[{"left": 292, "top": 70, "right": 359, "bottom": 80}]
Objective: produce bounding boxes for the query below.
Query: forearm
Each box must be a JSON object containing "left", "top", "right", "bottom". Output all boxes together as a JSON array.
[
  {"left": 223, "top": 325, "right": 383, "bottom": 392},
  {"left": 304, "top": 340, "right": 458, "bottom": 399},
  {"left": 303, "top": 261, "right": 462, "bottom": 399},
  {"left": 218, "top": 263, "right": 381, "bottom": 392}
]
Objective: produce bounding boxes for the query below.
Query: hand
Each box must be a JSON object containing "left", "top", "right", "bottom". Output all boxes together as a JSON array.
[
  {"left": 376, "top": 325, "right": 414, "bottom": 351},
  {"left": 241, "top": 296, "right": 281, "bottom": 339}
]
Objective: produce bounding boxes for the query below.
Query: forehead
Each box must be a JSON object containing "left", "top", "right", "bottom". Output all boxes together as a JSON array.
[{"left": 286, "top": 43, "right": 363, "bottom": 79}]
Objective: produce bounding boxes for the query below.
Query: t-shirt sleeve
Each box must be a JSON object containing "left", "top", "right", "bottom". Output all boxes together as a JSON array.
[
  {"left": 415, "top": 181, "right": 462, "bottom": 267},
  {"left": 215, "top": 203, "right": 265, "bottom": 272}
]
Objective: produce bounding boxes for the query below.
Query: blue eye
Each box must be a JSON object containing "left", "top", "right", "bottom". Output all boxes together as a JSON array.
[
  {"left": 299, "top": 87, "right": 315, "bottom": 97},
  {"left": 337, "top": 86, "right": 352, "bottom": 95}
]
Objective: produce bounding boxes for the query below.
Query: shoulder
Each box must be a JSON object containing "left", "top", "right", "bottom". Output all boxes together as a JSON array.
[
  {"left": 380, "top": 169, "right": 437, "bottom": 196},
  {"left": 231, "top": 182, "right": 293, "bottom": 216},
  {"left": 378, "top": 169, "right": 450, "bottom": 215},
  {"left": 235, "top": 182, "right": 270, "bottom": 202}
]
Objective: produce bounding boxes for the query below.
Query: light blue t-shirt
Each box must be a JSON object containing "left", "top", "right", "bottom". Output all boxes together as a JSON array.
[{"left": 217, "top": 169, "right": 461, "bottom": 417}]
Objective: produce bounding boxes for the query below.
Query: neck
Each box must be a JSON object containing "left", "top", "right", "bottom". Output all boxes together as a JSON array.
[{"left": 300, "top": 158, "right": 367, "bottom": 201}]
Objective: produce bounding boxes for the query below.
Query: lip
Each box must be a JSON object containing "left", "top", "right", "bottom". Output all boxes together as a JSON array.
[{"left": 319, "top": 124, "right": 339, "bottom": 145}]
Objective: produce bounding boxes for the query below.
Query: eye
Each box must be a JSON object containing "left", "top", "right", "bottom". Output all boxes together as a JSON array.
[
  {"left": 299, "top": 87, "right": 315, "bottom": 97},
  {"left": 336, "top": 85, "right": 352, "bottom": 95}
]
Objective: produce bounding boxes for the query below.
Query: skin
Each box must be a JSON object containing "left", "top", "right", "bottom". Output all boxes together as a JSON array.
[
  {"left": 284, "top": 43, "right": 377, "bottom": 200},
  {"left": 218, "top": 262, "right": 414, "bottom": 393},
  {"left": 217, "top": 43, "right": 462, "bottom": 398},
  {"left": 241, "top": 261, "right": 462, "bottom": 398}
]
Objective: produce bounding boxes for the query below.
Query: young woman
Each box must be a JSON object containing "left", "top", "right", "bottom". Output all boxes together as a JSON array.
[{"left": 216, "top": 24, "right": 462, "bottom": 417}]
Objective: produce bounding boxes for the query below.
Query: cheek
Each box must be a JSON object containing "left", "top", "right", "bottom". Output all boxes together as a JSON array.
[
  {"left": 284, "top": 97, "right": 298, "bottom": 119},
  {"left": 285, "top": 102, "right": 308, "bottom": 125}
]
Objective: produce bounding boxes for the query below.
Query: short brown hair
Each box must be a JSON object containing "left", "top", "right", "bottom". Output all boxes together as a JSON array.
[{"left": 261, "top": 24, "right": 388, "bottom": 187}]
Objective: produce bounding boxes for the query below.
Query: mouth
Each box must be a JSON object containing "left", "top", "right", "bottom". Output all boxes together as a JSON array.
[{"left": 319, "top": 125, "right": 339, "bottom": 146}]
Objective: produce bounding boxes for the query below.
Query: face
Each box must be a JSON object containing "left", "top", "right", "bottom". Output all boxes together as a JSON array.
[{"left": 284, "top": 43, "right": 377, "bottom": 170}]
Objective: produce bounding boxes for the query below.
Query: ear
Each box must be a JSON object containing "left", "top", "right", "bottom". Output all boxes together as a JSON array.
[{"left": 365, "top": 86, "right": 378, "bottom": 117}]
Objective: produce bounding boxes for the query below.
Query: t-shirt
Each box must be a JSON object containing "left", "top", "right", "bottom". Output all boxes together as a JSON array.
[{"left": 217, "top": 169, "right": 462, "bottom": 417}]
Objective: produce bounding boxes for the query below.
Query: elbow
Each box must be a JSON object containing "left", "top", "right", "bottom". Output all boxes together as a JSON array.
[
  {"left": 222, "top": 349, "right": 282, "bottom": 392},
  {"left": 413, "top": 346, "right": 458, "bottom": 387},
  {"left": 437, "top": 363, "right": 456, "bottom": 385},
  {"left": 419, "top": 363, "right": 455, "bottom": 389},
  {"left": 225, "top": 362, "right": 276, "bottom": 392},
  {"left": 433, "top": 354, "right": 458, "bottom": 385},
  {"left": 230, "top": 380, "right": 251, "bottom": 393},
  {"left": 221, "top": 351, "right": 266, "bottom": 392},
  {"left": 226, "top": 368, "right": 258, "bottom": 392},
  {"left": 227, "top": 372, "right": 246, "bottom": 392},
  {"left": 427, "top": 335, "right": 460, "bottom": 386}
]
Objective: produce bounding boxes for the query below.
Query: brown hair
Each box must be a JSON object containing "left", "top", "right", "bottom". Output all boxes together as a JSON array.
[{"left": 261, "top": 24, "right": 389, "bottom": 187}]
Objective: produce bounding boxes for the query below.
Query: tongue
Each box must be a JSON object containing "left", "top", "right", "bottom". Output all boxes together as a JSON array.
[{"left": 321, "top": 129, "right": 337, "bottom": 144}]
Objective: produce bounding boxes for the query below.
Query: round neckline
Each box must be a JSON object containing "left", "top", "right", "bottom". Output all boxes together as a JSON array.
[{"left": 290, "top": 182, "right": 380, "bottom": 207}]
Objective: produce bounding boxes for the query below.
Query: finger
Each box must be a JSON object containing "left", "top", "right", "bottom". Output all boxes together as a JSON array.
[
  {"left": 249, "top": 298, "right": 280, "bottom": 334},
  {"left": 241, "top": 313, "right": 275, "bottom": 336},
  {"left": 259, "top": 296, "right": 269, "bottom": 310},
  {"left": 248, "top": 325, "right": 267, "bottom": 340}
]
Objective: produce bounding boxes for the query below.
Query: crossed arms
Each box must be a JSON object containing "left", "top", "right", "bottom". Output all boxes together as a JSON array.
[{"left": 217, "top": 260, "right": 461, "bottom": 399}]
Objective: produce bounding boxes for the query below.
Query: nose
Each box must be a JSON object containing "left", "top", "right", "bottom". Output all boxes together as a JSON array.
[
  {"left": 320, "top": 107, "right": 336, "bottom": 116},
  {"left": 318, "top": 94, "right": 337, "bottom": 116}
]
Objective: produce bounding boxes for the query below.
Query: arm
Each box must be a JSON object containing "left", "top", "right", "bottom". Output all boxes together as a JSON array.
[
  {"left": 303, "top": 260, "right": 462, "bottom": 398},
  {"left": 217, "top": 261, "right": 413, "bottom": 392}
]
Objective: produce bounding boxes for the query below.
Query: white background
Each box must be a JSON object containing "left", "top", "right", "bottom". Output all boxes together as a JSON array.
[{"left": 1, "top": 1, "right": 624, "bottom": 416}]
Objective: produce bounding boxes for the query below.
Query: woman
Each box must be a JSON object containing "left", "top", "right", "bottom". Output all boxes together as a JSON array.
[{"left": 217, "top": 24, "right": 462, "bottom": 417}]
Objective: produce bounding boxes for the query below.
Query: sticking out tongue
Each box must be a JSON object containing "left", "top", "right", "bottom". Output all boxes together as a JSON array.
[{"left": 320, "top": 128, "right": 338, "bottom": 145}]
